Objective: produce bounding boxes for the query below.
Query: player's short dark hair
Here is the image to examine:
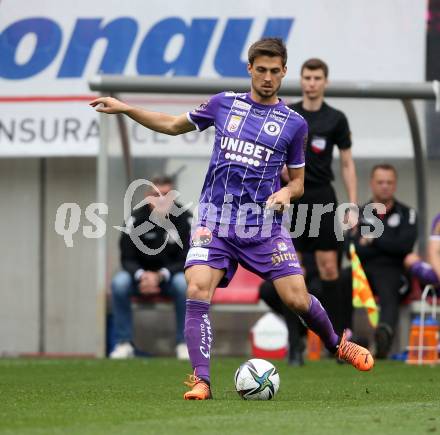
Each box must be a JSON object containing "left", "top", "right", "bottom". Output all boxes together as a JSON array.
[
  {"left": 248, "top": 38, "right": 287, "bottom": 66},
  {"left": 301, "top": 58, "right": 329, "bottom": 78},
  {"left": 151, "top": 175, "right": 174, "bottom": 186},
  {"left": 370, "top": 163, "right": 398, "bottom": 178}
]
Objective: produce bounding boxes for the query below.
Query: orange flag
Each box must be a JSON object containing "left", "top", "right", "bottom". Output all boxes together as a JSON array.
[{"left": 350, "top": 243, "right": 378, "bottom": 328}]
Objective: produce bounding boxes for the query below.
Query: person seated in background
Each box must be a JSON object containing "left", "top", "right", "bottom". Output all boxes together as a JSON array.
[
  {"left": 403, "top": 212, "right": 440, "bottom": 290},
  {"left": 110, "top": 175, "right": 192, "bottom": 360},
  {"left": 349, "top": 163, "right": 417, "bottom": 358}
]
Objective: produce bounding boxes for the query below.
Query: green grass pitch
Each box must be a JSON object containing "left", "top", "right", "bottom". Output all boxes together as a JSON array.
[{"left": 0, "top": 358, "right": 439, "bottom": 434}]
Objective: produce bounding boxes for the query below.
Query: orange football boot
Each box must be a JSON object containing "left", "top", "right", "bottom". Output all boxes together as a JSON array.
[
  {"left": 337, "top": 330, "right": 374, "bottom": 371},
  {"left": 183, "top": 371, "right": 212, "bottom": 400}
]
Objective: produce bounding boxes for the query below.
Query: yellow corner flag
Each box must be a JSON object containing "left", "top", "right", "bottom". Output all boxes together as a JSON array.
[{"left": 350, "top": 243, "right": 378, "bottom": 328}]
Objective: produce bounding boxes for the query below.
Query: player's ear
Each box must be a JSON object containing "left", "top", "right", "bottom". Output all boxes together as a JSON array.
[
  {"left": 247, "top": 63, "right": 252, "bottom": 75},
  {"left": 282, "top": 66, "right": 287, "bottom": 78}
]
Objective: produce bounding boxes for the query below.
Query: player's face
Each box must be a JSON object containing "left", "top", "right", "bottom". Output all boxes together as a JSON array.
[
  {"left": 300, "top": 68, "right": 327, "bottom": 100},
  {"left": 370, "top": 169, "right": 397, "bottom": 203},
  {"left": 248, "top": 56, "right": 286, "bottom": 102}
]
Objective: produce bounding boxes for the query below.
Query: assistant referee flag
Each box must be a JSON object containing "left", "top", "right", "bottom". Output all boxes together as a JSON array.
[{"left": 350, "top": 243, "right": 378, "bottom": 328}]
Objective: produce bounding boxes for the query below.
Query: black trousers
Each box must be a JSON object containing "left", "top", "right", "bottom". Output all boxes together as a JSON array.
[
  {"left": 364, "top": 262, "right": 404, "bottom": 332},
  {"left": 340, "top": 262, "right": 405, "bottom": 333}
]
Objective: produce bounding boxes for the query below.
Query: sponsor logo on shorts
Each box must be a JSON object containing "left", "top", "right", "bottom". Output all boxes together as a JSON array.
[
  {"left": 187, "top": 247, "right": 209, "bottom": 262},
  {"left": 271, "top": 250, "right": 298, "bottom": 266},
  {"left": 191, "top": 226, "right": 212, "bottom": 247}
]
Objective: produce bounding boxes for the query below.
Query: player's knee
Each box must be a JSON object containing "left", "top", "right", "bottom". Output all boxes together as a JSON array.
[
  {"left": 283, "top": 291, "right": 310, "bottom": 314},
  {"left": 186, "top": 280, "right": 210, "bottom": 301}
]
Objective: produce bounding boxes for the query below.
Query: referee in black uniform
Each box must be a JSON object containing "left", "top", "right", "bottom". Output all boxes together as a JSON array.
[{"left": 260, "top": 58, "right": 358, "bottom": 364}]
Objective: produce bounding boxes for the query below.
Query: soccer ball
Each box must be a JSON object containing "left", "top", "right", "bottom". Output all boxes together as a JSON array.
[{"left": 234, "top": 358, "right": 280, "bottom": 400}]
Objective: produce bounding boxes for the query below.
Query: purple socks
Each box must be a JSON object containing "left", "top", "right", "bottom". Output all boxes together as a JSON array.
[
  {"left": 184, "top": 299, "right": 212, "bottom": 384},
  {"left": 300, "top": 295, "right": 340, "bottom": 352},
  {"left": 184, "top": 295, "right": 339, "bottom": 377},
  {"left": 410, "top": 260, "right": 439, "bottom": 286}
]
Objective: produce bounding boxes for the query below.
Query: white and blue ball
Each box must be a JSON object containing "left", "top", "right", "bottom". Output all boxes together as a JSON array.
[{"left": 234, "top": 358, "right": 280, "bottom": 400}]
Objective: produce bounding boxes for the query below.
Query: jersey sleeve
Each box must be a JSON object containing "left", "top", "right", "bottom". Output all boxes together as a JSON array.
[
  {"left": 334, "top": 112, "right": 352, "bottom": 150},
  {"left": 286, "top": 119, "right": 307, "bottom": 168},
  {"left": 430, "top": 213, "right": 440, "bottom": 240},
  {"left": 187, "top": 93, "right": 223, "bottom": 132}
]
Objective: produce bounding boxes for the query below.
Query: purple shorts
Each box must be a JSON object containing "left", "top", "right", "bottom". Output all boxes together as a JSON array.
[{"left": 185, "top": 224, "right": 303, "bottom": 287}]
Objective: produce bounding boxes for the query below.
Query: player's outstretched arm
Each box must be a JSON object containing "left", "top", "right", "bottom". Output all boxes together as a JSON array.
[{"left": 89, "top": 96, "right": 195, "bottom": 136}]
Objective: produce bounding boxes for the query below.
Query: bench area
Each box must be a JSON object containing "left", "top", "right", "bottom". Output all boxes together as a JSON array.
[
  {"left": 130, "top": 268, "right": 439, "bottom": 357},
  {"left": 132, "top": 265, "right": 267, "bottom": 312},
  {"left": 130, "top": 266, "right": 266, "bottom": 356}
]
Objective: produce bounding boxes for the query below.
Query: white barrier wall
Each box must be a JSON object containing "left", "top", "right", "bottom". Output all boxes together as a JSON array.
[{"left": 0, "top": 159, "right": 41, "bottom": 354}]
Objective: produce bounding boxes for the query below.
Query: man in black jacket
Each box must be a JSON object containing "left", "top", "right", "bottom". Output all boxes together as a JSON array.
[
  {"left": 350, "top": 163, "right": 417, "bottom": 358},
  {"left": 110, "top": 176, "right": 192, "bottom": 359}
]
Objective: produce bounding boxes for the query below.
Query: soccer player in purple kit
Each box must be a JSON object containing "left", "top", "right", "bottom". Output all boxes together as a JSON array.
[
  {"left": 90, "top": 38, "right": 374, "bottom": 401},
  {"left": 404, "top": 213, "right": 440, "bottom": 289},
  {"left": 428, "top": 213, "right": 440, "bottom": 282}
]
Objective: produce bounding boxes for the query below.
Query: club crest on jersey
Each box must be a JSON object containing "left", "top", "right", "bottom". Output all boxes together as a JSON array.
[
  {"left": 311, "top": 136, "right": 326, "bottom": 153},
  {"left": 227, "top": 115, "right": 243, "bottom": 132},
  {"left": 263, "top": 121, "right": 281, "bottom": 136}
]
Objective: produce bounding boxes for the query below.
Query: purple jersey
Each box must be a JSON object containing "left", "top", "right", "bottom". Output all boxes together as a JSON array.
[
  {"left": 187, "top": 92, "right": 307, "bottom": 226},
  {"left": 430, "top": 213, "right": 440, "bottom": 240}
]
